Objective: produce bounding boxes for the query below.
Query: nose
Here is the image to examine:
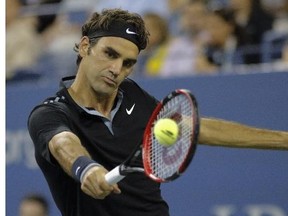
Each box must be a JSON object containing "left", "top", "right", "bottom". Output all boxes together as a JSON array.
[{"left": 110, "top": 59, "right": 123, "bottom": 76}]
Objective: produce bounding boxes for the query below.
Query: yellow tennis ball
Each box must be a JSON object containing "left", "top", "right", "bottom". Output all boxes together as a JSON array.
[{"left": 153, "top": 118, "right": 179, "bottom": 146}]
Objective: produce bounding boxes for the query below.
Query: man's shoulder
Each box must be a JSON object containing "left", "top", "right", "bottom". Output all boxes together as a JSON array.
[
  {"left": 121, "top": 78, "right": 148, "bottom": 97},
  {"left": 120, "top": 78, "right": 159, "bottom": 107},
  {"left": 42, "top": 93, "right": 67, "bottom": 106},
  {"left": 120, "top": 78, "right": 148, "bottom": 94},
  {"left": 30, "top": 88, "right": 71, "bottom": 115},
  {"left": 121, "top": 77, "right": 139, "bottom": 88}
]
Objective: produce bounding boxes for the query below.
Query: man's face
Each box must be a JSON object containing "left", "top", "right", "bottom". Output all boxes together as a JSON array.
[
  {"left": 79, "top": 36, "right": 139, "bottom": 96},
  {"left": 203, "top": 14, "right": 233, "bottom": 47},
  {"left": 19, "top": 201, "right": 46, "bottom": 216},
  {"left": 180, "top": 2, "right": 207, "bottom": 36}
]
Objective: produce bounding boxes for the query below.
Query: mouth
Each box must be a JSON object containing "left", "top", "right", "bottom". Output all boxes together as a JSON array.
[{"left": 102, "top": 76, "right": 117, "bottom": 86}]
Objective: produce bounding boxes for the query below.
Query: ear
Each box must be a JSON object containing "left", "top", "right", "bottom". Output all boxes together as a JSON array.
[{"left": 79, "top": 36, "right": 90, "bottom": 57}]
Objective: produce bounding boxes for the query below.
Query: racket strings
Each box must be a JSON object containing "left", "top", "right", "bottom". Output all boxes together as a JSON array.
[{"left": 148, "top": 94, "right": 194, "bottom": 181}]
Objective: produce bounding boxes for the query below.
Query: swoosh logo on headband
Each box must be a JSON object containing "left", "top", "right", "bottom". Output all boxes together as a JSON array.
[{"left": 126, "top": 28, "right": 137, "bottom": 35}]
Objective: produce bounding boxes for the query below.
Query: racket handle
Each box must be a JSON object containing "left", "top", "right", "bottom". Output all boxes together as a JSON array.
[{"left": 105, "top": 165, "right": 125, "bottom": 185}]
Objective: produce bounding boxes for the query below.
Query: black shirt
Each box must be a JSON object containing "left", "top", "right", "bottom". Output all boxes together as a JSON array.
[{"left": 28, "top": 77, "right": 169, "bottom": 216}]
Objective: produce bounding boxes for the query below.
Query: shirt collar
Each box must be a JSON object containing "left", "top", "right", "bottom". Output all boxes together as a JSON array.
[{"left": 59, "top": 76, "right": 124, "bottom": 119}]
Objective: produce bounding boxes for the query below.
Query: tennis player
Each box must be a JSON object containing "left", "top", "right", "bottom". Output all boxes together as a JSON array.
[{"left": 28, "top": 8, "right": 288, "bottom": 216}]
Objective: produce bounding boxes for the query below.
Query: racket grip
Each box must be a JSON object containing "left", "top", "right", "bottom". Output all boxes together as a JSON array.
[{"left": 105, "top": 165, "right": 125, "bottom": 185}]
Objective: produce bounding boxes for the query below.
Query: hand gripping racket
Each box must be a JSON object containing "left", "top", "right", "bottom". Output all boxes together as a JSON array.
[{"left": 105, "top": 89, "right": 200, "bottom": 184}]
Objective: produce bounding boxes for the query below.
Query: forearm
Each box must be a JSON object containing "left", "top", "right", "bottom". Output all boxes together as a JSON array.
[
  {"left": 48, "top": 131, "right": 121, "bottom": 198},
  {"left": 198, "top": 118, "right": 288, "bottom": 150},
  {"left": 49, "top": 131, "right": 91, "bottom": 176}
]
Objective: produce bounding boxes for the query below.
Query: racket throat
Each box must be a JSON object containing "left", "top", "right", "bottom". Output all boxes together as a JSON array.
[{"left": 120, "top": 165, "right": 144, "bottom": 175}]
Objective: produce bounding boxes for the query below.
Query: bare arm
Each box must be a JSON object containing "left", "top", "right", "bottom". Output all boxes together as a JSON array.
[
  {"left": 49, "top": 131, "right": 120, "bottom": 199},
  {"left": 198, "top": 118, "right": 288, "bottom": 150}
]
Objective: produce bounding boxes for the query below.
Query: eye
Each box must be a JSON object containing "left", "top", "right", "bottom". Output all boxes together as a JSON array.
[
  {"left": 123, "top": 59, "right": 137, "bottom": 68},
  {"left": 105, "top": 50, "right": 118, "bottom": 59}
]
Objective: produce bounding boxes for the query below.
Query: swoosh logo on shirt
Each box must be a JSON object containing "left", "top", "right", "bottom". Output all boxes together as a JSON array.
[
  {"left": 126, "top": 28, "right": 137, "bottom": 35},
  {"left": 126, "top": 104, "right": 135, "bottom": 115}
]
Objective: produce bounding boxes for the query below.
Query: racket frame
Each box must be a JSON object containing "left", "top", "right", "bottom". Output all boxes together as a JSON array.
[{"left": 142, "top": 89, "right": 200, "bottom": 183}]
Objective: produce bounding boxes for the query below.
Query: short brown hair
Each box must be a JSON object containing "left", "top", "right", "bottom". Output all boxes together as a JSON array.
[{"left": 74, "top": 8, "right": 150, "bottom": 66}]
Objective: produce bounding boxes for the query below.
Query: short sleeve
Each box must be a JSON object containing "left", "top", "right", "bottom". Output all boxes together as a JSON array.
[{"left": 27, "top": 103, "right": 72, "bottom": 163}]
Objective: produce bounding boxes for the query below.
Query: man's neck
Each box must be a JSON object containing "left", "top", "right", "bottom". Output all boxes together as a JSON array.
[{"left": 68, "top": 84, "right": 117, "bottom": 118}]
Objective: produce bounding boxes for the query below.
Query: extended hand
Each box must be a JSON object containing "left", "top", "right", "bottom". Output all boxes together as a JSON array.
[{"left": 81, "top": 166, "right": 121, "bottom": 199}]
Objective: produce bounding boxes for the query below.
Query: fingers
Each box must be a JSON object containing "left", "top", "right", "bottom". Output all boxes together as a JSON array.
[
  {"left": 81, "top": 181, "right": 112, "bottom": 200},
  {"left": 80, "top": 166, "right": 121, "bottom": 199},
  {"left": 112, "top": 184, "right": 121, "bottom": 194}
]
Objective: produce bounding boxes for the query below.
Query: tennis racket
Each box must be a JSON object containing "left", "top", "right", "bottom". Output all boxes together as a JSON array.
[{"left": 105, "top": 89, "right": 200, "bottom": 184}]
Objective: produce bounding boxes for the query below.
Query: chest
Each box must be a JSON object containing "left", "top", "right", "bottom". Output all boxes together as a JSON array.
[{"left": 68, "top": 100, "right": 152, "bottom": 168}]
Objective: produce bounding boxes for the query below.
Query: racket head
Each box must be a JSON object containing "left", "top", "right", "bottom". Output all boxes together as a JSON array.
[{"left": 142, "top": 89, "right": 199, "bottom": 183}]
